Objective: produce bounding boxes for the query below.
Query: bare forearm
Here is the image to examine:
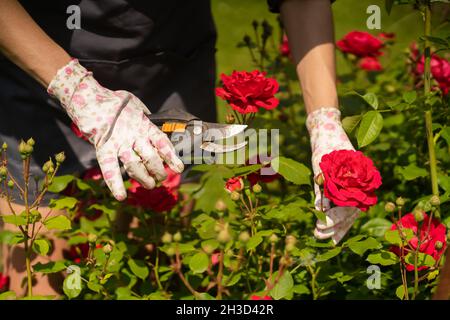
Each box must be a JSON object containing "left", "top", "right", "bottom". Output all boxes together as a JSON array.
[
  {"left": 0, "top": 0, "right": 71, "bottom": 87},
  {"left": 280, "top": 0, "right": 338, "bottom": 114}
]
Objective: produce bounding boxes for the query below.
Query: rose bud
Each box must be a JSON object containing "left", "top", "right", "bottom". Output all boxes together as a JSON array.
[
  {"left": 269, "top": 234, "right": 279, "bottom": 243},
  {"left": 252, "top": 184, "right": 262, "bottom": 194},
  {"left": 88, "top": 234, "right": 98, "bottom": 243},
  {"left": 238, "top": 231, "right": 250, "bottom": 243},
  {"left": 26, "top": 138, "right": 35, "bottom": 146},
  {"left": 435, "top": 241, "right": 444, "bottom": 250},
  {"left": 0, "top": 166, "right": 7, "bottom": 178},
  {"left": 166, "top": 247, "right": 175, "bottom": 257},
  {"left": 217, "top": 229, "right": 232, "bottom": 243},
  {"left": 215, "top": 199, "right": 227, "bottom": 212},
  {"left": 7, "top": 180, "right": 14, "bottom": 189},
  {"left": 230, "top": 191, "right": 240, "bottom": 201},
  {"left": 384, "top": 202, "right": 396, "bottom": 213},
  {"left": 226, "top": 114, "right": 235, "bottom": 124},
  {"left": 430, "top": 195, "right": 440, "bottom": 207},
  {"left": 55, "top": 152, "right": 66, "bottom": 164},
  {"left": 161, "top": 232, "right": 173, "bottom": 244},
  {"left": 396, "top": 197, "right": 405, "bottom": 207},
  {"left": 102, "top": 244, "right": 113, "bottom": 255},
  {"left": 414, "top": 209, "right": 425, "bottom": 222},
  {"left": 314, "top": 173, "right": 324, "bottom": 186},
  {"left": 2, "top": 142, "right": 7, "bottom": 150},
  {"left": 173, "top": 232, "right": 182, "bottom": 242}
]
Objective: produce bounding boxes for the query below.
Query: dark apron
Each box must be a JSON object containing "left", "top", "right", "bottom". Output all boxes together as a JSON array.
[{"left": 0, "top": 0, "right": 217, "bottom": 204}]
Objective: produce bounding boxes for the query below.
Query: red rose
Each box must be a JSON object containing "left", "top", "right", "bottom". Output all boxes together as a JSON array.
[
  {"left": 0, "top": 272, "right": 9, "bottom": 291},
  {"left": 66, "top": 243, "right": 90, "bottom": 264},
  {"left": 83, "top": 167, "right": 103, "bottom": 181},
  {"left": 337, "top": 31, "right": 384, "bottom": 57},
  {"left": 215, "top": 70, "right": 279, "bottom": 114},
  {"left": 225, "top": 176, "right": 244, "bottom": 193},
  {"left": 359, "top": 57, "right": 383, "bottom": 71},
  {"left": 250, "top": 295, "right": 272, "bottom": 300},
  {"left": 416, "top": 54, "right": 450, "bottom": 95},
  {"left": 127, "top": 167, "right": 180, "bottom": 212},
  {"left": 70, "top": 122, "right": 89, "bottom": 142},
  {"left": 390, "top": 212, "right": 447, "bottom": 271},
  {"left": 280, "top": 34, "right": 291, "bottom": 57},
  {"left": 319, "top": 150, "right": 382, "bottom": 211}
]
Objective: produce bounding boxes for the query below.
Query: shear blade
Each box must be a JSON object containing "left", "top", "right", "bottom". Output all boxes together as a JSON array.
[
  {"left": 202, "top": 123, "right": 247, "bottom": 141},
  {"left": 200, "top": 141, "right": 247, "bottom": 153}
]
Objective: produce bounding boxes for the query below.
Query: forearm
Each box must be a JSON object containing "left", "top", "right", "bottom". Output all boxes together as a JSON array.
[
  {"left": 0, "top": 0, "right": 71, "bottom": 87},
  {"left": 280, "top": 0, "right": 338, "bottom": 114}
]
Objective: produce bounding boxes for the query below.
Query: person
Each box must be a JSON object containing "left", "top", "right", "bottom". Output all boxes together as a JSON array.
[{"left": 0, "top": 0, "right": 359, "bottom": 295}]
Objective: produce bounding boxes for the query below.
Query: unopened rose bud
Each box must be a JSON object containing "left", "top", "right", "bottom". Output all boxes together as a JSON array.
[
  {"left": 1, "top": 142, "right": 7, "bottom": 150},
  {"left": 55, "top": 152, "right": 66, "bottom": 164},
  {"left": 42, "top": 159, "right": 54, "bottom": 173},
  {"left": 435, "top": 241, "right": 443, "bottom": 250},
  {"left": 238, "top": 231, "right": 250, "bottom": 243},
  {"left": 285, "top": 235, "right": 297, "bottom": 246},
  {"left": 430, "top": 195, "right": 440, "bottom": 207},
  {"left": 88, "top": 234, "right": 98, "bottom": 243},
  {"left": 269, "top": 234, "right": 279, "bottom": 243},
  {"left": 102, "top": 244, "right": 113, "bottom": 255},
  {"left": 217, "top": 229, "right": 232, "bottom": 243},
  {"left": 26, "top": 138, "right": 35, "bottom": 146},
  {"left": 226, "top": 114, "right": 235, "bottom": 124},
  {"left": 166, "top": 247, "right": 175, "bottom": 257},
  {"left": 384, "top": 84, "right": 396, "bottom": 93},
  {"left": 230, "top": 191, "right": 240, "bottom": 201},
  {"left": 252, "top": 184, "right": 262, "bottom": 194},
  {"left": 0, "top": 166, "right": 7, "bottom": 178},
  {"left": 215, "top": 199, "right": 227, "bottom": 212},
  {"left": 18, "top": 140, "right": 27, "bottom": 154},
  {"left": 414, "top": 209, "right": 425, "bottom": 222},
  {"left": 384, "top": 202, "right": 396, "bottom": 213},
  {"left": 7, "top": 180, "right": 14, "bottom": 189},
  {"left": 173, "top": 232, "right": 182, "bottom": 242},
  {"left": 285, "top": 243, "right": 295, "bottom": 252},
  {"left": 23, "top": 143, "right": 33, "bottom": 154},
  {"left": 161, "top": 232, "right": 173, "bottom": 244},
  {"left": 396, "top": 197, "right": 405, "bottom": 207},
  {"left": 314, "top": 173, "right": 324, "bottom": 186}
]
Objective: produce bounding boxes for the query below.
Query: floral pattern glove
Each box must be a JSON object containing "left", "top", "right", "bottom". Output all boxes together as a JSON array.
[
  {"left": 48, "top": 59, "right": 184, "bottom": 201},
  {"left": 306, "top": 107, "right": 359, "bottom": 244}
]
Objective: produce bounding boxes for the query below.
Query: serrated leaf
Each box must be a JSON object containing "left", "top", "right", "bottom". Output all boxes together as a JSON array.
[
  {"left": 396, "top": 164, "right": 428, "bottom": 181},
  {"left": 362, "top": 92, "right": 379, "bottom": 110},
  {"left": 48, "top": 175, "right": 75, "bottom": 193},
  {"left": 128, "top": 259, "right": 149, "bottom": 280},
  {"left": 316, "top": 247, "right": 342, "bottom": 262},
  {"left": 49, "top": 197, "right": 78, "bottom": 210},
  {"left": 1, "top": 214, "right": 27, "bottom": 226},
  {"left": 347, "top": 237, "right": 381, "bottom": 256},
  {"left": 270, "top": 271, "right": 294, "bottom": 300},
  {"left": 403, "top": 91, "right": 417, "bottom": 104},
  {"left": 44, "top": 215, "right": 72, "bottom": 231},
  {"left": 33, "top": 261, "right": 67, "bottom": 273},
  {"left": 32, "top": 239, "right": 51, "bottom": 256},
  {"left": 189, "top": 252, "right": 209, "bottom": 274},
  {"left": 395, "top": 285, "right": 405, "bottom": 300},
  {"left": 342, "top": 115, "right": 362, "bottom": 134},
  {"left": 246, "top": 235, "right": 263, "bottom": 251},
  {"left": 367, "top": 251, "right": 399, "bottom": 266},
  {"left": 405, "top": 252, "right": 435, "bottom": 267},
  {"left": 270, "top": 156, "right": 311, "bottom": 186},
  {"left": 0, "top": 291, "right": 16, "bottom": 300},
  {"left": 357, "top": 111, "right": 383, "bottom": 148}
]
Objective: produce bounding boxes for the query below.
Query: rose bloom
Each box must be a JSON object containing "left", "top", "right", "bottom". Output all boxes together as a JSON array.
[
  {"left": 336, "top": 31, "right": 384, "bottom": 57},
  {"left": 215, "top": 70, "right": 279, "bottom": 114},
  {"left": 416, "top": 54, "right": 450, "bottom": 95},
  {"left": 359, "top": 57, "right": 383, "bottom": 71},
  {"left": 225, "top": 176, "right": 244, "bottom": 193},
  {"left": 0, "top": 272, "right": 9, "bottom": 291},
  {"left": 127, "top": 166, "right": 181, "bottom": 213},
  {"left": 250, "top": 295, "right": 272, "bottom": 300},
  {"left": 319, "top": 150, "right": 382, "bottom": 212},
  {"left": 390, "top": 212, "right": 447, "bottom": 271}
]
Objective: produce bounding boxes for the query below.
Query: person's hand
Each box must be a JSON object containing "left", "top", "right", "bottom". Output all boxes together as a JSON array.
[
  {"left": 47, "top": 59, "right": 184, "bottom": 200},
  {"left": 306, "top": 107, "right": 360, "bottom": 244}
]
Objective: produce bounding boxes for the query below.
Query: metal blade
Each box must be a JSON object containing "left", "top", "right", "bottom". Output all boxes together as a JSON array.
[
  {"left": 202, "top": 123, "right": 247, "bottom": 141},
  {"left": 200, "top": 141, "right": 247, "bottom": 153}
]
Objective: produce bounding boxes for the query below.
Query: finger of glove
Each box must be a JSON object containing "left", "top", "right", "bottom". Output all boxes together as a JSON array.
[
  {"left": 119, "top": 148, "right": 156, "bottom": 189},
  {"left": 314, "top": 183, "right": 330, "bottom": 211},
  {"left": 97, "top": 145, "right": 127, "bottom": 201},
  {"left": 316, "top": 206, "right": 360, "bottom": 230},
  {"left": 331, "top": 212, "right": 359, "bottom": 245},
  {"left": 147, "top": 123, "right": 184, "bottom": 173},
  {"left": 313, "top": 227, "right": 335, "bottom": 240},
  {"left": 132, "top": 94, "right": 151, "bottom": 116},
  {"left": 133, "top": 137, "right": 168, "bottom": 182}
]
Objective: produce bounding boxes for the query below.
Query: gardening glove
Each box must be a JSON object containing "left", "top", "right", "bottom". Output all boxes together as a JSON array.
[
  {"left": 47, "top": 59, "right": 184, "bottom": 201},
  {"left": 306, "top": 107, "right": 360, "bottom": 244}
]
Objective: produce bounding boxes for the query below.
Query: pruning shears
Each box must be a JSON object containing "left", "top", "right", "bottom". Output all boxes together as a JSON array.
[{"left": 147, "top": 104, "right": 247, "bottom": 154}]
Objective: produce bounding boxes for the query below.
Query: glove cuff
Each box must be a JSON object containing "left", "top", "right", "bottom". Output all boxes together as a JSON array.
[
  {"left": 47, "top": 59, "right": 91, "bottom": 110},
  {"left": 306, "top": 107, "right": 342, "bottom": 136}
]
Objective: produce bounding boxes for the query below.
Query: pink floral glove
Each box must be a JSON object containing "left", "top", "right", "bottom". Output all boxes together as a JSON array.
[
  {"left": 48, "top": 59, "right": 184, "bottom": 201},
  {"left": 306, "top": 107, "right": 359, "bottom": 244}
]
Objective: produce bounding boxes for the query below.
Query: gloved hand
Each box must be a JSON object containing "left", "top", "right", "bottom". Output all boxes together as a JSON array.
[
  {"left": 306, "top": 107, "right": 360, "bottom": 244},
  {"left": 47, "top": 59, "right": 184, "bottom": 201}
]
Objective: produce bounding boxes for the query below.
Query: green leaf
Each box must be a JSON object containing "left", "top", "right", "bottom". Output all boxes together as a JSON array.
[
  {"left": 33, "top": 261, "right": 67, "bottom": 273},
  {"left": 342, "top": 115, "right": 362, "bottom": 134},
  {"left": 246, "top": 235, "right": 263, "bottom": 251},
  {"left": 361, "top": 218, "right": 393, "bottom": 238},
  {"left": 127, "top": 259, "right": 149, "bottom": 280},
  {"left": 402, "top": 91, "right": 417, "bottom": 104},
  {"left": 293, "top": 284, "right": 310, "bottom": 295},
  {"left": 32, "top": 239, "right": 51, "bottom": 256},
  {"left": 49, "top": 197, "right": 78, "bottom": 210},
  {"left": 189, "top": 252, "right": 209, "bottom": 274},
  {"left": 367, "top": 251, "right": 399, "bottom": 266},
  {"left": 357, "top": 111, "right": 383, "bottom": 148},
  {"left": 270, "top": 271, "right": 294, "bottom": 300},
  {"left": 421, "top": 36, "right": 449, "bottom": 47},
  {"left": 75, "top": 178, "right": 92, "bottom": 191},
  {"left": 63, "top": 273, "right": 82, "bottom": 299},
  {"left": 395, "top": 285, "right": 405, "bottom": 300},
  {"left": 362, "top": 92, "right": 379, "bottom": 110},
  {"left": 1, "top": 214, "right": 27, "bottom": 226},
  {"left": 405, "top": 253, "right": 435, "bottom": 268},
  {"left": 347, "top": 237, "right": 381, "bottom": 256},
  {"left": 384, "top": 230, "right": 402, "bottom": 246},
  {"left": 396, "top": 164, "right": 428, "bottom": 181},
  {"left": 0, "top": 291, "right": 17, "bottom": 300},
  {"left": 231, "top": 164, "right": 263, "bottom": 176},
  {"left": 44, "top": 215, "right": 72, "bottom": 231},
  {"left": 48, "top": 175, "right": 75, "bottom": 193},
  {"left": 316, "top": 247, "right": 342, "bottom": 262},
  {"left": 270, "top": 156, "right": 311, "bottom": 186}
]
